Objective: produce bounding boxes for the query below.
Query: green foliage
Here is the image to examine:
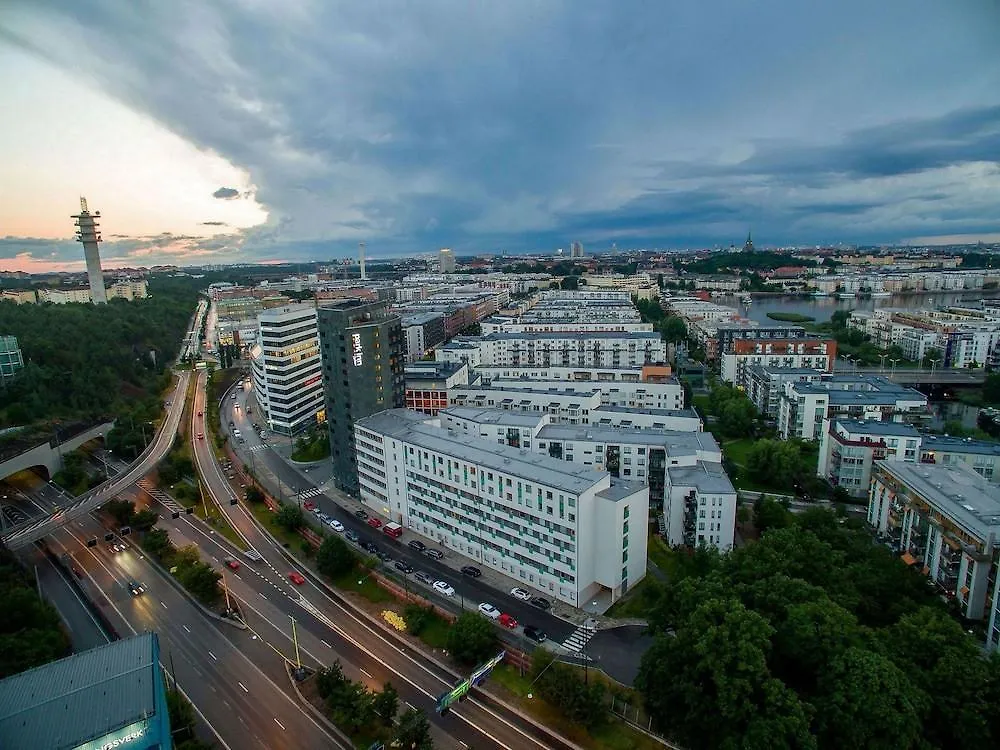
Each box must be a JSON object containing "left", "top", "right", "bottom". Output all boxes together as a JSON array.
[
  {"left": 172, "top": 545, "right": 222, "bottom": 606},
  {"left": 446, "top": 612, "right": 499, "bottom": 665},
  {"left": 316, "top": 535, "right": 356, "bottom": 578},
  {"left": 393, "top": 708, "right": 434, "bottom": 750},
  {"left": 560, "top": 275, "right": 580, "bottom": 290},
  {"left": 157, "top": 442, "right": 195, "bottom": 487},
  {"left": 132, "top": 508, "right": 159, "bottom": 532},
  {"left": 315, "top": 662, "right": 399, "bottom": 738},
  {"left": 983, "top": 373, "right": 1000, "bottom": 405},
  {"left": 142, "top": 527, "right": 174, "bottom": 560},
  {"left": 372, "top": 682, "right": 399, "bottom": 726},
  {"left": 244, "top": 486, "right": 265, "bottom": 504},
  {"left": 403, "top": 603, "right": 436, "bottom": 636},
  {"left": 636, "top": 508, "right": 993, "bottom": 749},
  {"left": 105, "top": 498, "right": 136, "bottom": 527},
  {"left": 0, "top": 275, "right": 206, "bottom": 428},
  {"left": 704, "top": 384, "right": 759, "bottom": 438},
  {"left": 52, "top": 449, "right": 105, "bottom": 495},
  {"left": 679, "top": 251, "right": 817, "bottom": 276},
  {"left": 275, "top": 504, "right": 305, "bottom": 532},
  {"left": 291, "top": 430, "right": 330, "bottom": 462},
  {"left": 0, "top": 546, "right": 71, "bottom": 677},
  {"left": 753, "top": 495, "right": 794, "bottom": 533},
  {"left": 530, "top": 650, "right": 609, "bottom": 730}
]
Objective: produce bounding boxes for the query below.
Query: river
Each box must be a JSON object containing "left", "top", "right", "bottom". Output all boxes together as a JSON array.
[{"left": 732, "top": 290, "right": 989, "bottom": 325}]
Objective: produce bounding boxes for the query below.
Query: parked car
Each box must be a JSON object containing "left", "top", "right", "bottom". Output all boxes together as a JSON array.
[
  {"left": 367, "top": 517, "right": 383, "bottom": 529},
  {"left": 423, "top": 548, "right": 444, "bottom": 560},
  {"left": 478, "top": 603, "right": 501, "bottom": 620},
  {"left": 433, "top": 580, "right": 456, "bottom": 596},
  {"left": 376, "top": 550, "right": 392, "bottom": 563},
  {"left": 362, "top": 541, "right": 379, "bottom": 554},
  {"left": 530, "top": 596, "right": 551, "bottom": 610},
  {"left": 394, "top": 561, "right": 414, "bottom": 574},
  {"left": 196, "top": 432, "right": 204, "bottom": 440},
  {"left": 408, "top": 540, "right": 426, "bottom": 552},
  {"left": 304, "top": 501, "right": 317, "bottom": 511},
  {"left": 288, "top": 571, "right": 306, "bottom": 585},
  {"left": 523, "top": 625, "right": 547, "bottom": 642},
  {"left": 355, "top": 509, "right": 368, "bottom": 520},
  {"left": 510, "top": 587, "right": 531, "bottom": 601},
  {"left": 461, "top": 565, "right": 482, "bottom": 578},
  {"left": 414, "top": 571, "right": 435, "bottom": 585},
  {"left": 345, "top": 530, "right": 359, "bottom": 543},
  {"left": 127, "top": 580, "right": 144, "bottom": 596},
  {"left": 499, "top": 613, "right": 518, "bottom": 630},
  {"left": 225, "top": 558, "right": 240, "bottom": 571},
  {"left": 328, "top": 519, "right": 344, "bottom": 533}
]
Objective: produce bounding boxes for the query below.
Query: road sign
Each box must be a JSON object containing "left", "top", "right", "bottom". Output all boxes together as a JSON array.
[{"left": 436, "top": 651, "right": 505, "bottom": 714}]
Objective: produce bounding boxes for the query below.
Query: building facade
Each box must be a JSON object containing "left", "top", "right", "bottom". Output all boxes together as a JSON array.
[
  {"left": 355, "top": 408, "right": 649, "bottom": 607},
  {"left": 250, "top": 305, "right": 324, "bottom": 435},
  {"left": 405, "top": 361, "right": 472, "bottom": 415},
  {"left": 720, "top": 338, "right": 837, "bottom": 386},
  {"left": 665, "top": 463, "right": 738, "bottom": 550},
  {"left": 318, "top": 299, "right": 406, "bottom": 495},
  {"left": 444, "top": 331, "right": 667, "bottom": 368}
]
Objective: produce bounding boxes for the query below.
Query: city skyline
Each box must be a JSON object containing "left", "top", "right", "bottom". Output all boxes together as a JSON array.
[{"left": 1, "top": 1, "right": 998, "bottom": 271}]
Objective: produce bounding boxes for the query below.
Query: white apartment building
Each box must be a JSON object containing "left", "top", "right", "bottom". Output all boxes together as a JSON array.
[
  {"left": 355, "top": 409, "right": 649, "bottom": 608},
  {"left": 583, "top": 273, "right": 657, "bottom": 299},
  {"left": 480, "top": 319, "right": 653, "bottom": 335},
  {"left": 37, "top": 287, "right": 95, "bottom": 304},
  {"left": 475, "top": 365, "right": 647, "bottom": 384},
  {"left": 777, "top": 375, "right": 928, "bottom": 440},
  {"left": 107, "top": 279, "right": 150, "bottom": 300},
  {"left": 484, "top": 378, "right": 684, "bottom": 411},
  {"left": 470, "top": 331, "right": 668, "bottom": 368},
  {"left": 664, "top": 296, "right": 742, "bottom": 323},
  {"left": 665, "top": 463, "right": 737, "bottom": 550},
  {"left": 868, "top": 462, "right": 1000, "bottom": 650},
  {"left": 720, "top": 338, "right": 836, "bottom": 386},
  {"left": 250, "top": 304, "right": 324, "bottom": 435},
  {"left": 744, "top": 366, "right": 826, "bottom": 418}
]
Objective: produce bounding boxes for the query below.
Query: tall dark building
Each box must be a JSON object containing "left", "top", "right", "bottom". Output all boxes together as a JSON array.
[
  {"left": 743, "top": 229, "right": 754, "bottom": 253},
  {"left": 317, "top": 299, "right": 405, "bottom": 495}
]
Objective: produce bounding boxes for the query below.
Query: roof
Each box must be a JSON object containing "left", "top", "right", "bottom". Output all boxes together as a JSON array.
[
  {"left": 404, "top": 361, "right": 466, "bottom": 383},
  {"left": 921, "top": 434, "right": 1000, "bottom": 457},
  {"left": 358, "top": 409, "right": 608, "bottom": 494},
  {"left": 442, "top": 406, "right": 546, "bottom": 428},
  {"left": 597, "top": 478, "right": 646, "bottom": 503},
  {"left": 482, "top": 331, "right": 662, "bottom": 342},
  {"left": 668, "top": 462, "right": 737, "bottom": 494},
  {"left": 0, "top": 633, "right": 159, "bottom": 750},
  {"left": 595, "top": 405, "right": 700, "bottom": 419},
  {"left": 536, "top": 423, "right": 720, "bottom": 455},
  {"left": 875, "top": 462, "right": 1000, "bottom": 543},
  {"left": 402, "top": 312, "right": 445, "bottom": 326},
  {"left": 832, "top": 419, "right": 921, "bottom": 438}
]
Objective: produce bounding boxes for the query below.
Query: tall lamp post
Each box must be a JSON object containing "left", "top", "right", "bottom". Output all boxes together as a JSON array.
[
  {"left": 929, "top": 358, "right": 941, "bottom": 376},
  {"left": 890, "top": 358, "right": 901, "bottom": 378},
  {"left": 878, "top": 352, "right": 888, "bottom": 373}
]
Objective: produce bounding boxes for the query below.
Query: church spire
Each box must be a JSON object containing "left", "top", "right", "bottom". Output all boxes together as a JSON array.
[{"left": 743, "top": 228, "right": 754, "bottom": 253}]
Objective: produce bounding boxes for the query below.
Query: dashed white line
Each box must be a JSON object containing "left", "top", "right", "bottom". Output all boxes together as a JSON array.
[
  {"left": 183, "top": 625, "right": 191, "bottom": 633},
  {"left": 160, "top": 601, "right": 168, "bottom": 609},
  {"left": 405, "top": 701, "right": 415, "bottom": 710},
  {"left": 259, "top": 591, "right": 267, "bottom": 599},
  {"left": 238, "top": 681, "right": 249, "bottom": 693},
  {"left": 273, "top": 718, "right": 285, "bottom": 730},
  {"left": 360, "top": 668, "right": 373, "bottom": 679},
  {"left": 233, "top": 573, "right": 242, "bottom": 580},
  {"left": 208, "top": 651, "right": 217, "bottom": 661},
  {"left": 320, "top": 639, "right": 332, "bottom": 648}
]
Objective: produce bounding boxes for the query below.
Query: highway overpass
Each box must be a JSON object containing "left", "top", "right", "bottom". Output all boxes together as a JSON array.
[{"left": 834, "top": 364, "right": 987, "bottom": 385}]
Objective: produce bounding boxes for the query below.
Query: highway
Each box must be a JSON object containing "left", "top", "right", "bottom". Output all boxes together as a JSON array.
[
  {"left": 192, "top": 371, "right": 578, "bottom": 750},
  {"left": 222, "top": 378, "right": 579, "bottom": 646}
]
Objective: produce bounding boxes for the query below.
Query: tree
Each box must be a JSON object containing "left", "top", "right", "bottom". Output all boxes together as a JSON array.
[
  {"left": 814, "top": 647, "right": 927, "bottom": 750},
  {"left": 316, "top": 535, "right": 356, "bottom": 578},
  {"left": 661, "top": 316, "right": 687, "bottom": 344},
  {"left": 105, "top": 498, "right": 136, "bottom": 527},
  {"left": 372, "top": 682, "right": 399, "bottom": 726},
  {"left": 394, "top": 708, "right": 434, "bottom": 750},
  {"left": 132, "top": 508, "right": 159, "bottom": 532},
  {"left": 275, "top": 504, "right": 305, "bottom": 532},
  {"left": 142, "top": 527, "right": 173, "bottom": 560},
  {"left": 753, "top": 495, "right": 793, "bottom": 533},
  {"left": 984, "top": 373, "right": 1000, "bottom": 405},
  {"left": 245, "top": 486, "right": 265, "bottom": 504},
  {"left": 922, "top": 347, "right": 943, "bottom": 368},
  {"left": 717, "top": 398, "right": 756, "bottom": 437},
  {"left": 531, "top": 650, "right": 608, "bottom": 729},
  {"left": 446, "top": 612, "right": 498, "bottom": 665}
]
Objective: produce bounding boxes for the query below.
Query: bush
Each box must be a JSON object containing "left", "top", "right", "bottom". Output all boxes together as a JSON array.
[
  {"left": 404, "top": 604, "right": 435, "bottom": 636},
  {"left": 275, "top": 504, "right": 305, "bottom": 532},
  {"left": 316, "top": 535, "right": 356, "bottom": 578},
  {"left": 446, "top": 612, "right": 498, "bottom": 665},
  {"left": 530, "top": 650, "right": 608, "bottom": 730}
]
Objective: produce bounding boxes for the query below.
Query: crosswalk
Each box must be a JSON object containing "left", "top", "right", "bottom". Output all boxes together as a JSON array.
[
  {"left": 137, "top": 478, "right": 186, "bottom": 516},
  {"left": 298, "top": 487, "right": 323, "bottom": 499},
  {"left": 561, "top": 620, "right": 598, "bottom": 653}
]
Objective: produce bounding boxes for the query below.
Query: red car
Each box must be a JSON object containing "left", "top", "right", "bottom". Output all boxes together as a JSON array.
[
  {"left": 288, "top": 571, "right": 305, "bottom": 585},
  {"left": 196, "top": 432, "right": 204, "bottom": 440},
  {"left": 499, "top": 613, "right": 518, "bottom": 629},
  {"left": 225, "top": 558, "right": 240, "bottom": 571},
  {"left": 367, "top": 517, "right": 383, "bottom": 529},
  {"left": 303, "top": 501, "right": 317, "bottom": 511}
]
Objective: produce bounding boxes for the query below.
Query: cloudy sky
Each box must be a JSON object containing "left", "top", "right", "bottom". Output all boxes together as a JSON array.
[{"left": 1, "top": 1, "right": 998, "bottom": 271}]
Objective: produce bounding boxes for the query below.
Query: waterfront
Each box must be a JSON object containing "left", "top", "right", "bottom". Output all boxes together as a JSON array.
[{"left": 732, "top": 290, "right": 990, "bottom": 325}]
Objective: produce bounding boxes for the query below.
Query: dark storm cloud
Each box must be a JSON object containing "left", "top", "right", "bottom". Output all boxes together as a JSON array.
[
  {"left": 3, "top": 0, "right": 1000, "bottom": 256},
  {"left": 212, "top": 187, "right": 240, "bottom": 200}
]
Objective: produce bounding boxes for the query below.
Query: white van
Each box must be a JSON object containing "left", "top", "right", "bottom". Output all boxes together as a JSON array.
[{"left": 243, "top": 549, "right": 263, "bottom": 562}]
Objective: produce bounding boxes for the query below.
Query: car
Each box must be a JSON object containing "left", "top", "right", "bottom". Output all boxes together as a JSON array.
[
  {"left": 414, "top": 571, "right": 435, "bottom": 585},
  {"left": 243, "top": 549, "right": 263, "bottom": 562},
  {"left": 328, "top": 519, "right": 344, "bottom": 533},
  {"left": 107, "top": 545, "right": 118, "bottom": 554},
  {"left": 225, "top": 558, "right": 240, "bottom": 571},
  {"left": 376, "top": 550, "right": 392, "bottom": 563},
  {"left": 523, "top": 625, "right": 547, "bottom": 642},
  {"left": 229, "top": 421, "right": 235, "bottom": 427},
  {"left": 530, "top": 596, "right": 551, "bottom": 610},
  {"left": 196, "top": 432, "right": 204, "bottom": 440},
  {"left": 238, "top": 438, "right": 245, "bottom": 444},
  {"left": 461, "top": 565, "right": 482, "bottom": 578},
  {"left": 355, "top": 509, "right": 368, "bottom": 520},
  {"left": 394, "top": 561, "right": 414, "bottom": 574},
  {"left": 510, "top": 587, "right": 531, "bottom": 601},
  {"left": 423, "top": 548, "right": 444, "bottom": 560},
  {"left": 345, "top": 530, "right": 359, "bottom": 542},
  {"left": 288, "top": 571, "right": 306, "bottom": 585},
  {"left": 478, "top": 602, "right": 501, "bottom": 620},
  {"left": 197, "top": 410, "right": 203, "bottom": 416},
  {"left": 127, "top": 580, "right": 144, "bottom": 596},
  {"left": 433, "top": 581, "right": 455, "bottom": 596},
  {"left": 499, "top": 613, "right": 518, "bottom": 630},
  {"left": 362, "top": 541, "right": 379, "bottom": 554},
  {"left": 316, "top": 512, "right": 329, "bottom": 522},
  {"left": 303, "top": 501, "right": 317, "bottom": 511},
  {"left": 408, "top": 540, "right": 426, "bottom": 552},
  {"left": 367, "top": 517, "right": 383, "bottom": 529},
  {"left": 116, "top": 543, "right": 128, "bottom": 552}
]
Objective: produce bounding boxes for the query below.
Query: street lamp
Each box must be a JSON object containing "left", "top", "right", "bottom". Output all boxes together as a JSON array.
[
  {"left": 929, "top": 358, "right": 941, "bottom": 375},
  {"left": 890, "top": 358, "right": 901, "bottom": 377},
  {"left": 878, "top": 353, "right": 888, "bottom": 373}
]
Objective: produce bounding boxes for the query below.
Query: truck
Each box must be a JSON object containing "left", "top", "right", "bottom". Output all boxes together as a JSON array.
[{"left": 383, "top": 522, "right": 403, "bottom": 539}]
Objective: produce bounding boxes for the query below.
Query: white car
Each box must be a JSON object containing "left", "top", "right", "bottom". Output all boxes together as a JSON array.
[
  {"left": 510, "top": 587, "right": 531, "bottom": 601},
  {"left": 433, "top": 580, "right": 455, "bottom": 597},
  {"left": 478, "top": 602, "right": 501, "bottom": 620},
  {"left": 328, "top": 519, "right": 344, "bottom": 533}
]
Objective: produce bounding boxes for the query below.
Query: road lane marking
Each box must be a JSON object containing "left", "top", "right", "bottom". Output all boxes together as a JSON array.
[
  {"left": 273, "top": 718, "right": 285, "bottom": 730},
  {"left": 360, "top": 668, "right": 372, "bottom": 679},
  {"left": 208, "top": 651, "right": 217, "bottom": 661},
  {"left": 321, "top": 639, "right": 332, "bottom": 648},
  {"left": 238, "top": 681, "right": 249, "bottom": 693},
  {"left": 183, "top": 625, "right": 191, "bottom": 633},
  {"left": 160, "top": 601, "right": 168, "bottom": 609},
  {"left": 259, "top": 591, "right": 267, "bottom": 599}
]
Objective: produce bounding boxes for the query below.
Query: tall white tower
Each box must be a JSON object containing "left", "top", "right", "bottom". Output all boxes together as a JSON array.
[
  {"left": 359, "top": 242, "right": 367, "bottom": 281},
  {"left": 72, "top": 197, "right": 107, "bottom": 304}
]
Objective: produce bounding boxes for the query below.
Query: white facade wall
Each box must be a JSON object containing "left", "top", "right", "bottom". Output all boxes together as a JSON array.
[
  {"left": 487, "top": 379, "right": 683, "bottom": 411},
  {"left": 475, "top": 365, "right": 645, "bottom": 384},
  {"left": 404, "top": 325, "right": 425, "bottom": 363},
  {"left": 664, "top": 465, "right": 737, "bottom": 551},
  {"left": 721, "top": 349, "right": 834, "bottom": 386}
]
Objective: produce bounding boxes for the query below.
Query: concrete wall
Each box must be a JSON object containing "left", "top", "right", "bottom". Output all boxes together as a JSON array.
[{"left": 0, "top": 421, "right": 114, "bottom": 481}]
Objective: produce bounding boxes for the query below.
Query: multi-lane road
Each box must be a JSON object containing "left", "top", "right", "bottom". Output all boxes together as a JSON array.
[{"left": 192, "top": 371, "right": 577, "bottom": 750}]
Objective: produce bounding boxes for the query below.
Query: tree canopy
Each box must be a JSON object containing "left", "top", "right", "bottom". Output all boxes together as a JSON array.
[
  {"left": 636, "top": 508, "right": 1000, "bottom": 749},
  {"left": 446, "top": 612, "right": 498, "bottom": 665}
]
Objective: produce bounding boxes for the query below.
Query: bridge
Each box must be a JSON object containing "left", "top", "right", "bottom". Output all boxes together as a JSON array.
[
  {"left": 0, "top": 420, "right": 116, "bottom": 482},
  {"left": 833, "top": 364, "right": 987, "bottom": 385},
  {"left": 1, "top": 371, "right": 190, "bottom": 551}
]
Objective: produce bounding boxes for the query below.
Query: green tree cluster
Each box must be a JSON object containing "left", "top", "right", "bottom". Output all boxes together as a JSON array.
[
  {"left": 706, "top": 384, "right": 758, "bottom": 438},
  {"left": 446, "top": 612, "right": 499, "bottom": 665},
  {"left": 291, "top": 430, "right": 330, "bottom": 462},
  {"left": 636, "top": 508, "right": 1000, "bottom": 749},
  {"left": 530, "top": 650, "right": 608, "bottom": 730},
  {"left": 315, "top": 662, "right": 406, "bottom": 738},
  {"left": 52, "top": 449, "right": 106, "bottom": 495},
  {"left": 678, "top": 251, "right": 817, "bottom": 276},
  {"left": 744, "top": 439, "right": 812, "bottom": 489},
  {"left": 157, "top": 442, "right": 195, "bottom": 487},
  {"left": 140, "top": 529, "right": 221, "bottom": 606},
  {"left": 275, "top": 504, "right": 305, "bottom": 532},
  {"left": 315, "top": 535, "right": 356, "bottom": 578},
  {"left": 167, "top": 690, "right": 215, "bottom": 749},
  {"left": 0, "top": 545, "right": 71, "bottom": 678},
  {"left": 104, "top": 498, "right": 159, "bottom": 533}
]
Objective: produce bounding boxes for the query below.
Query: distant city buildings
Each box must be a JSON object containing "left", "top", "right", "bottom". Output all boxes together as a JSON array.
[
  {"left": 439, "top": 248, "right": 456, "bottom": 273},
  {"left": 570, "top": 241, "right": 584, "bottom": 258}
]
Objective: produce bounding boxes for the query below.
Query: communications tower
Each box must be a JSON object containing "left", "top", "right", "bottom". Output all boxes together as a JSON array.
[{"left": 72, "top": 197, "right": 107, "bottom": 304}]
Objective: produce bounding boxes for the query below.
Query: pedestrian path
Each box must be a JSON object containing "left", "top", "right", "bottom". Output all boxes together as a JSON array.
[
  {"left": 561, "top": 620, "right": 598, "bottom": 653},
  {"left": 137, "top": 478, "right": 186, "bottom": 516},
  {"left": 298, "top": 487, "right": 323, "bottom": 499}
]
